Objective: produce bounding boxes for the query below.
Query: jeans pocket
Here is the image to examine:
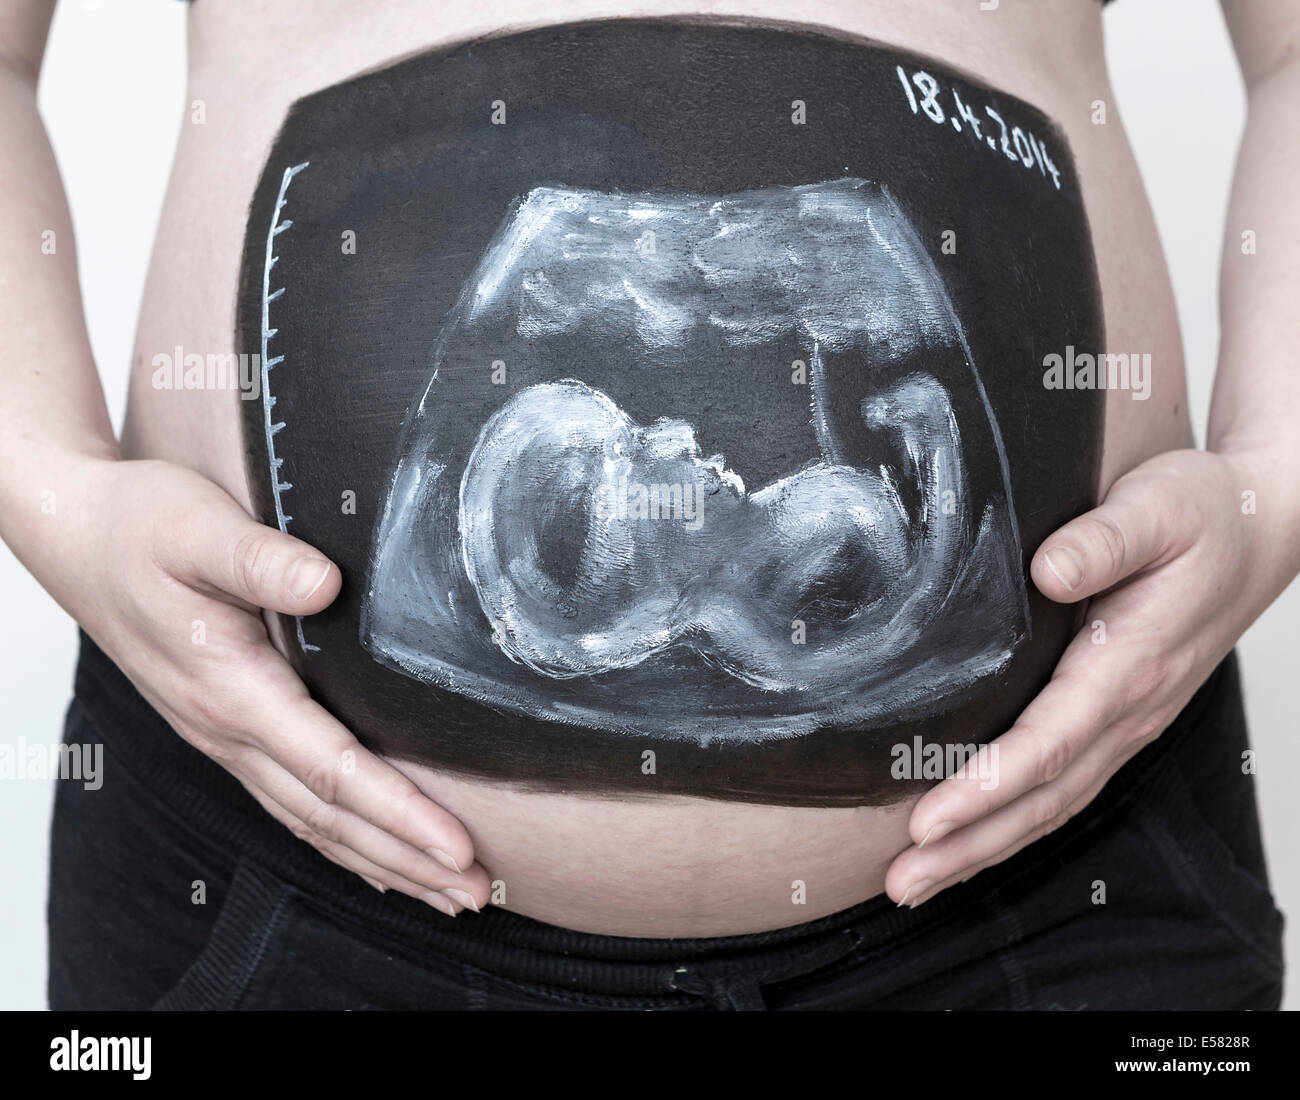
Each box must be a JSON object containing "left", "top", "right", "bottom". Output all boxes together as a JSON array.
[
  {"left": 151, "top": 859, "right": 298, "bottom": 1011},
  {"left": 1135, "top": 757, "right": 1284, "bottom": 978}
]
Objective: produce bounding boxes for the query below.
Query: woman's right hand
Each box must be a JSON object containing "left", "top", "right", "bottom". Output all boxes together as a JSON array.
[{"left": 26, "top": 455, "right": 489, "bottom": 915}]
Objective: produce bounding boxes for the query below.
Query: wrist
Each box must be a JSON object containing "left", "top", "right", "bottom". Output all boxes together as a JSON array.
[
  {"left": 0, "top": 444, "right": 120, "bottom": 575},
  {"left": 1214, "top": 444, "right": 1300, "bottom": 591}
]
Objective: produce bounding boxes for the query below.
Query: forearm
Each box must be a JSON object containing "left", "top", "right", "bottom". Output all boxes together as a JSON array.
[
  {"left": 0, "top": 55, "right": 119, "bottom": 565},
  {"left": 1210, "top": 55, "right": 1300, "bottom": 452},
  {"left": 1206, "top": 49, "right": 1300, "bottom": 586}
]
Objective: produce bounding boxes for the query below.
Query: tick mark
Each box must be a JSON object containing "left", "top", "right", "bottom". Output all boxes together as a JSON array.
[{"left": 261, "top": 160, "right": 318, "bottom": 656}]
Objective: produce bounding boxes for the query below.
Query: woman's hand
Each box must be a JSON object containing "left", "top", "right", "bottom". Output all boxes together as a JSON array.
[
  {"left": 885, "top": 447, "right": 1296, "bottom": 908},
  {"left": 31, "top": 456, "right": 489, "bottom": 915}
]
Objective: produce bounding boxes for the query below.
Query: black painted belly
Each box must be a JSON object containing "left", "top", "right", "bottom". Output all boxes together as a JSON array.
[{"left": 236, "top": 18, "right": 1103, "bottom": 805}]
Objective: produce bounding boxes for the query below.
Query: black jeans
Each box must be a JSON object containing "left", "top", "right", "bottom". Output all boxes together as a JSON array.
[{"left": 48, "top": 632, "right": 1284, "bottom": 1010}]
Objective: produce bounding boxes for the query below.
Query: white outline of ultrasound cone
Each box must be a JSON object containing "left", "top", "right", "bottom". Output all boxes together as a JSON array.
[
  {"left": 360, "top": 179, "right": 1028, "bottom": 741},
  {"left": 459, "top": 378, "right": 966, "bottom": 695}
]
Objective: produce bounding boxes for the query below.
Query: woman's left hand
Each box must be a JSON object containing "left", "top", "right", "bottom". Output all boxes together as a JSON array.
[{"left": 885, "top": 446, "right": 1293, "bottom": 908}]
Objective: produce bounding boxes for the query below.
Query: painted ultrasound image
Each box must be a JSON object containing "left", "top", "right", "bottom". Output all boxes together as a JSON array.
[{"left": 236, "top": 19, "right": 1104, "bottom": 805}]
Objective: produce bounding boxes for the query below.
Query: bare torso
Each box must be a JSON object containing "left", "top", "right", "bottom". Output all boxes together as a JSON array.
[{"left": 120, "top": 0, "right": 1191, "bottom": 936}]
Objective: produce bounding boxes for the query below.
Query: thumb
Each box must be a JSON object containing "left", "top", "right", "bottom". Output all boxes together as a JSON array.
[
  {"left": 172, "top": 495, "right": 341, "bottom": 614},
  {"left": 1031, "top": 476, "right": 1190, "bottom": 603}
]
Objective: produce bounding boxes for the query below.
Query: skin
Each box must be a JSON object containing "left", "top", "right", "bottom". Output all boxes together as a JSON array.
[{"left": 0, "top": 0, "right": 1296, "bottom": 935}]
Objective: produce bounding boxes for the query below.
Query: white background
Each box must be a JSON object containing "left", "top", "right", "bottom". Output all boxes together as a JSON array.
[{"left": 1, "top": 0, "right": 1295, "bottom": 1009}]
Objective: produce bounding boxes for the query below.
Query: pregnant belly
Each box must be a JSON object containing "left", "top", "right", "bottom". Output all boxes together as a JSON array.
[{"left": 216, "top": 18, "right": 1104, "bottom": 934}]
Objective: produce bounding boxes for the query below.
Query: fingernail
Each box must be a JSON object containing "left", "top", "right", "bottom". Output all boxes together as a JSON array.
[
  {"left": 1043, "top": 547, "right": 1083, "bottom": 592},
  {"left": 897, "top": 879, "right": 932, "bottom": 908},
  {"left": 919, "top": 821, "right": 954, "bottom": 848},
  {"left": 442, "top": 888, "right": 479, "bottom": 913},
  {"left": 426, "top": 847, "right": 462, "bottom": 874},
  {"left": 289, "top": 558, "right": 332, "bottom": 601},
  {"left": 422, "top": 891, "right": 458, "bottom": 917},
  {"left": 361, "top": 875, "right": 387, "bottom": 893}
]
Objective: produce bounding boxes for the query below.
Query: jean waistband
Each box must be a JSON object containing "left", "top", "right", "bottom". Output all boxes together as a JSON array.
[{"left": 67, "top": 628, "right": 1235, "bottom": 995}]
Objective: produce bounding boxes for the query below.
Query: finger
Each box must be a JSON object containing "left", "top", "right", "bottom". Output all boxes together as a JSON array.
[
  {"left": 889, "top": 750, "right": 1122, "bottom": 908},
  {"left": 160, "top": 490, "right": 341, "bottom": 615},
  {"left": 236, "top": 747, "right": 490, "bottom": 904},
  {"left": 906, "top": 637, "right": 1125, "bottom": 847},
  {"left": 1031, "top": 475, "right": 1198, "bottom": 602},
  {"left": 245, "top": 681, "right": 476, "bottom": 876},
  {"left": 241, "top": 783, "right": 479, "bottom": 915},
  {"left": 895, "top": 734, "right": 1115, "bottom": 896},
  {"left": 892, "top": 834, "right": 1028, "bottom": 910}
]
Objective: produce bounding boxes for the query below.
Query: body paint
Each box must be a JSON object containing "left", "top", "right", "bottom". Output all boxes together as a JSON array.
[{"left": 237, "top": 18, "right": 1103, "bottom": 805}]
